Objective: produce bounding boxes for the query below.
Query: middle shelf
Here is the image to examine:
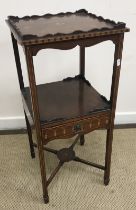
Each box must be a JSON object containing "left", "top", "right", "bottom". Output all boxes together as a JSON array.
[{"left": 22, "top": 75, "right": 111, "bottom": 127}]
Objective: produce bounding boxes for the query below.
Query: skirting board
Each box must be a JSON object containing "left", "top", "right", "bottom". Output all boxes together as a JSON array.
[
  {"left": 0, "top": 112, "right": 136, "bottom": 130},
  {"left": 0, "top": 116, "right": 26, "bottom": 130}
]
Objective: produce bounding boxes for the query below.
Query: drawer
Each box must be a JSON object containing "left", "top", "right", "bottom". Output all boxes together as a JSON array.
[{"left": 42, "top": 114, "right": 110, "bottom": 143}]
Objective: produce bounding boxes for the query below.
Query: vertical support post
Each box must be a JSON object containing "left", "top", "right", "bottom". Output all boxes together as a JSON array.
[
  {"left": 80, "top": 46, "right": 85, "bottom": 76},
  {"left": 79, "top": 46, "right": 85, "bottom": 145},
  {"left": 24, "top": 112, "right": 35, "bottom": 158},
  {"left": 11, "top": 33, "right": 35, "bottom": 158},
  {"left": 11, "top": 33, "right": 24, "bottom": 90},
  {"left": 104, "top": 34, "right": 124, "bottom": 185},
  {"left": 24, "top": 47, "right": 49, "bottom": 203}
]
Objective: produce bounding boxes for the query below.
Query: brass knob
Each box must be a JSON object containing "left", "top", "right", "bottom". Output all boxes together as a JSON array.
[{"left": 73, "top": 124, "right": 82, "bottom": 133}]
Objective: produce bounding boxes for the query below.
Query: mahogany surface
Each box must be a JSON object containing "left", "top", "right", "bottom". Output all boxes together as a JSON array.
[
  {"left": 6, "top": 9, "right": 128, "bottom": 45},
  {"left": 22, "top": 76, "right": 110, "bottom": 124}
]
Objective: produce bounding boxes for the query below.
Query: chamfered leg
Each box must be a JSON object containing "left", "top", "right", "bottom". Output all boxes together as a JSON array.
[
  {"left": 79, "top": 46, "right": 85, "bottom": 146},
  {"left": 104, "top": 127, "right": 113, "bottom": 185},
  {"left": 24, "top": 112, "right": 35, "bottom": 158},
  {"left": 80, "top": 134, "right": 85, "bottom": 145},
  {"left": 11, "top": 33, "right": 49, "bottom": 203},
  {"left": 104, "top": 34, "right": 124, "bottom": 185},
  {"left": 25, "top": 47, "right": 49, "bottom": 203}
]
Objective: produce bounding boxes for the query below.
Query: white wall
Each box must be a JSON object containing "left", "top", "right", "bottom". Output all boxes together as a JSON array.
[{"left": 0, "top": 0, "right": 136, "bottom": 129}]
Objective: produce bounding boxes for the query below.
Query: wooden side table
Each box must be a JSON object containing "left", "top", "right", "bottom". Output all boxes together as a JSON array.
[{"left": 6, "top": 9, "right": 129, "bottom": 203}]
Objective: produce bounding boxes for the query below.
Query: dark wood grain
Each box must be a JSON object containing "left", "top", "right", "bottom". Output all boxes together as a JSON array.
[
  {"left": 42, "top": 113, "right": 110, "bottom": 143},
  {"left": 104, "top": 34, "right": 124, "bottom": 185},
  {"left": 6, "top": 9, "right": 129, "bottom": 45},
  {"left": 24, "top": 47, "right": 49, "bottom": 203},
  {"left": 22, "top": 76, "right": 111, "bottom": 124},
  {"left": 11, "top": 33, "right": 24, "bottom": 89},
  {"left": 79, "top": 46, "right": 85, "bottom": 145}
]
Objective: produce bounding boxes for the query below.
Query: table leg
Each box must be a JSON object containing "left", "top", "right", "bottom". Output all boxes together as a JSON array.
[
  {"left": 104, "top": 34, "right": 124, "bottom": 185},
  {"left": 11, "top": 33, "right": 24, "bottom": 90},
  {"left": 24, "top": 112, "right": 35, "bottom": 158},
  {"left": 79, "top": 46, "right": 85, "bottom": 145},
  {"left": 25, "top": 47, "right": 49, "bottom": 203},
  {"left": 80, "top": 134, "right": 85, "bottom": 145}
]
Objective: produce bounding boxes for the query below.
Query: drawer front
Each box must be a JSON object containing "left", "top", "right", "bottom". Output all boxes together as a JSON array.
[{"left": 42, "top": 115, "right": 110, "bottom": 143}]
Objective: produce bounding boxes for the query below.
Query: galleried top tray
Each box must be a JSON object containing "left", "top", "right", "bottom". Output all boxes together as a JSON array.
[{"left": 6, "top": 9, "right": 129, "bottom": 45}]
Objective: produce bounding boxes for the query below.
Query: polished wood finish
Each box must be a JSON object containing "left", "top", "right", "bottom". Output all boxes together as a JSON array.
[
  {"left": 42, "top": 113, "right": 110, "bottom": 143},
  {"left": 6, "top": 9, "right": 129, "bottom": 45},
  {"left": 24, "top": 112, "right": 35, "bottom": 158},
  {"left": 11, "top": 33, "right": 24, "bottom": 90},
  {"left": 7, "top": 9, "right": 129, "bottom": 204},
  {"left": 1, "top": 124, "right": 135, "bottom": 136},
  {"left": 104, "top": 33, "right": 124, "bottom": 185},
  {"left": 22, "top": 77, "right": 110, "bottom": 124},
  {"left": 79, "top": 46, "right": 85, "bottom": 145},
  {"left": 24, "top": 47, "right": 49, "bottom": 203}
]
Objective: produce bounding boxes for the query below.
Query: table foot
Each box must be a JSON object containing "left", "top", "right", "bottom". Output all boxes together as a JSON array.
[
  {"left": 43, "top": 195, "right": 49, "bottom": 204},
  {"left": 80, "top": 135, "right": 85, "bottom": 145},
  {"left": 104, "top": 177, "right": 110, "bottom": 186}
]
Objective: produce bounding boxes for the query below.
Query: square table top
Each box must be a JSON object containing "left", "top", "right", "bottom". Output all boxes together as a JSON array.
[{"left": 6, "top": 9, "right": 129, "bottom": 45}]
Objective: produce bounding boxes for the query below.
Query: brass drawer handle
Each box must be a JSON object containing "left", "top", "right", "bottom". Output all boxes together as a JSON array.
[{"left": 73, "top": 124, "right": 82, "bottom": 133}]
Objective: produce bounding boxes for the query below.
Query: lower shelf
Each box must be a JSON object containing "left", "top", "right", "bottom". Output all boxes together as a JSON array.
[
  {"left": 22, "top": 75, "right": 111, "bottom": 124},
  {"left": 22, "top": 75, "right": 111, "bottom": 141}
]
